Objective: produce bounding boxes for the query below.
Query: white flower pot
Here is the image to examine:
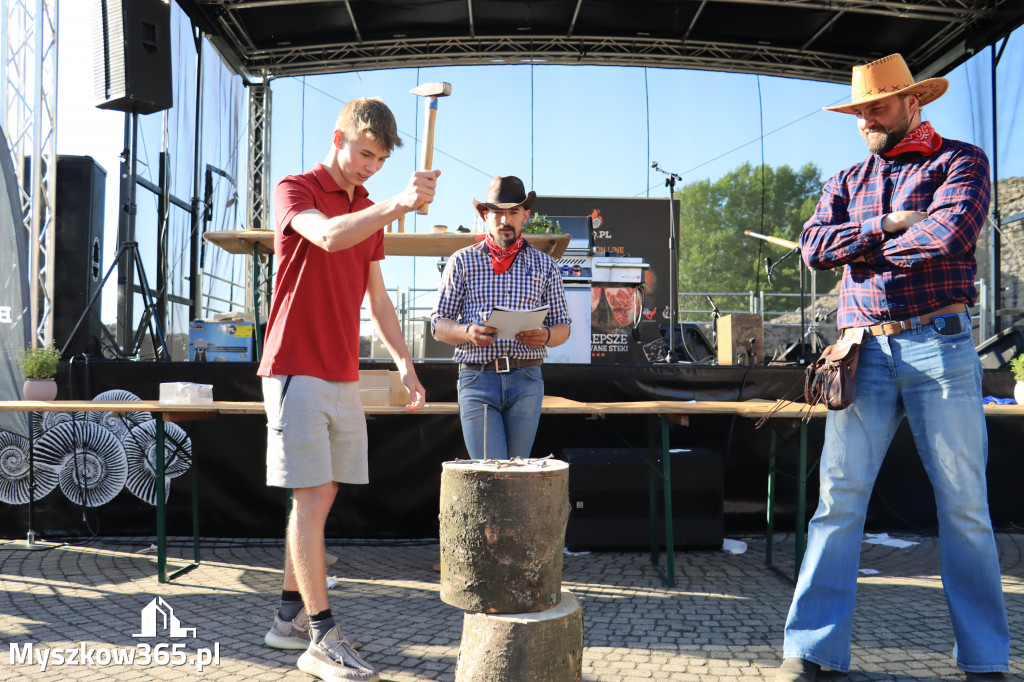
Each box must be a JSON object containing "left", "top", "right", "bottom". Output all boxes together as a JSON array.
[
  {"left": 1016, "top": 380, "right": 1024, "bottom": 406},
  {"left": 22, "top": 379, "right": 57, "bottom": 401}
]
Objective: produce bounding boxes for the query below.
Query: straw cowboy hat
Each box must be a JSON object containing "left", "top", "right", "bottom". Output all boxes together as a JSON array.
[
  {"left": 824, "top": 53, "right": 948, "bottom": 114},
  {"left": 472, "top": 175, "right": 536, "bottom": 215}
]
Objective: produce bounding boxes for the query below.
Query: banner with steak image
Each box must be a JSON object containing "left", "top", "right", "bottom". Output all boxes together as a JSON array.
[{"left": 532, "top": 196, "right": 677, "bottom": 363}]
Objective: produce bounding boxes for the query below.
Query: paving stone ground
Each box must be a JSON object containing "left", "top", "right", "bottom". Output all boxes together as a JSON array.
[{"left": 1, "top": 533, "right": 1022, "bottom": 681}]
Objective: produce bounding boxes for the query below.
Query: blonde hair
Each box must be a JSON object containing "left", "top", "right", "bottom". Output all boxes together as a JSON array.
[{"left": 335, "top": 97, "right": 402, "bottom": 151}]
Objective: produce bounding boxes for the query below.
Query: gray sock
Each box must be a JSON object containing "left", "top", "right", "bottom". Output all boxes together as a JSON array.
[
  {"left": 309, "top": 609, "right": 336, "bottom": 644},
  {"left": 278, "top": 590, "right": 303, "bottom": 622}
]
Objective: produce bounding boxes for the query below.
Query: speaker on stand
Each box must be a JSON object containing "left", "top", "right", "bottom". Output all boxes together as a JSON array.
[
  {"left": 90, "top": 0, "right": 173, "bottom": 358},
  {"left": 93, "top": 0, "right": 173, "bottom": 115}
]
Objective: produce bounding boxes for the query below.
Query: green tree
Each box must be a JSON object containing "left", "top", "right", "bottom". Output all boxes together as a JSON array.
[{"left": 675, "top": 162, "right": 838, "bottom": 320}]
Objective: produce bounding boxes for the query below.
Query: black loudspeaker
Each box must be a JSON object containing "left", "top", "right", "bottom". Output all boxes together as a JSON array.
[
  {"left": 93, "top": 0, "right": 173, "bottom": 115},
  {"left": 659, "top": 322, "right": 717, "bottom": 363},
  {"left": 54, "top": 156, "right": 106, "bottom": 357},
  {"left": 563, "top": 447, "right": 724, "bottom": 551},
  {"left": 976, "top": 323, "right": 1024, "bottom": 370}
]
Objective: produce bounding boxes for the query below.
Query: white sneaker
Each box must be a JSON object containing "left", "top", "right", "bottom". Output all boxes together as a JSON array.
[
  {"left": 264, "top": 606, "right": 310, "bottom": 650},
  {"left": 297, "top": 625, "right": 379, "bottom": 682}
]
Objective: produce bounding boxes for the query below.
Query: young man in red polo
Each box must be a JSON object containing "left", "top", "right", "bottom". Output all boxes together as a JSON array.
[{"left": 258, "top": 97, "right": 433, "bottom": 682}]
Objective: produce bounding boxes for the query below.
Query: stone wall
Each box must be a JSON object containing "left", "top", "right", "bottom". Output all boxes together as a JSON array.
[{"left": 978, "top": 176, "right": 1024, "bottom": 327}]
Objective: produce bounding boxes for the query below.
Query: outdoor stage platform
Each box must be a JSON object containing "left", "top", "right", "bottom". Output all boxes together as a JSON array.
[{"left": 3, "top": 360, "right": 1022, "bottom": 542}]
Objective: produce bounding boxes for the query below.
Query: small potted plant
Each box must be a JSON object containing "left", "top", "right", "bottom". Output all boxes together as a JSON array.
[
  {"left": 17, "top": 342, "right": 62, "bottom": 401},
  {"left": 1012, "top": 353, "right": 1024, "bottom": 405},
  {"left": 523, "top": 214, "right": 563, "bottom": 235}
]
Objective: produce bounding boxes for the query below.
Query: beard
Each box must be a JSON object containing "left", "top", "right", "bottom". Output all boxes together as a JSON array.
[
  {"left": 863, "top": 109, "right": 913, "bottom": 155},
  {"left": 490, "top": 228, "right": 519, "bottom": 248}
]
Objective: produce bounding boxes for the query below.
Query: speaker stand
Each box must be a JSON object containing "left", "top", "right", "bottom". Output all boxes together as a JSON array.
[
  {"left": 0, "top": 426, "right": 61, "bottom": 553},
  {"left": 61, "top": 110, "right": 169, "bottom": 360},
  {"left": 60, "top": 240, "right": 169, "bottom": 359}
]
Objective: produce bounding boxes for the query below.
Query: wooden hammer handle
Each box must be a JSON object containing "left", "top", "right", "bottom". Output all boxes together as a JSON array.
[{"left": 417, "top": 98, "right": 438, "bottom": 215}]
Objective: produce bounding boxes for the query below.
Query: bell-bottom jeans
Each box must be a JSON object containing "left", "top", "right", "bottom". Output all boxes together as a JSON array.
[{"left": 783, "top": 312, "right": 1009, "bottom": 672}]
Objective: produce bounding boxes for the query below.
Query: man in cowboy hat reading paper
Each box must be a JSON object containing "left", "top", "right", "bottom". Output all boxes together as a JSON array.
[
  {"left": 431, "top": 176, "right": 570, "bottom": 459},
  {"left": 776, "top": 54, "right": 1009, "bottom": 682}
]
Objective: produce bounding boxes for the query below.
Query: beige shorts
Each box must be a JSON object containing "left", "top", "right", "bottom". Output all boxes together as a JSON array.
[{"left": 262, "top": 375, "right": 368, "bottom": 488}]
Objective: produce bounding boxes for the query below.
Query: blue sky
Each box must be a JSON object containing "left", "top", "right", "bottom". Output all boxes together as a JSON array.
[{"left": 54, "top": 2, "right": 1023, "bottom": 325}]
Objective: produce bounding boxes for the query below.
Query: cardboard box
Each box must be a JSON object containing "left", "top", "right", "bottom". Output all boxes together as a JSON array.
[
  {"left": 716, "top": 314, "right": 763, "bottom": 366},
  {"left": 188, "top": 320, "right": 255, "bottom": 362},
  {"left": 358, "top": 370, "right": 411, "bottom": 407}
]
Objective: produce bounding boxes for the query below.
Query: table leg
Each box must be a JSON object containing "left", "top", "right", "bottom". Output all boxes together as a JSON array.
[
  {"left": 648, "top": 447, "right": 659, "bottom": 569},
  {"left": 765, "top": 429, "right": 777, "bottom": 568},
  {"left": 765, "top": 421, "right": 811, "bottom": 585},
  {"left": 795, "top": 421, "right": 808, "bottom": 580},
  {"left": 601, "top": 415, "right": 676, "bottom": 588},
  {"left": 660, "top": 415, "right": 675, "bottom": 588},
  {"left": 156, "top": 414, "right": 201, "bottom": 583}
]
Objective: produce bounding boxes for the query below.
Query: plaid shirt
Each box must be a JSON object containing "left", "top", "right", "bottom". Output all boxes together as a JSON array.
[
  {"left": 431, "top": 240, "right": 571, "bottom": 364},
  {"left": 800, "top": 137, "right": 989, "bottom": 329}
]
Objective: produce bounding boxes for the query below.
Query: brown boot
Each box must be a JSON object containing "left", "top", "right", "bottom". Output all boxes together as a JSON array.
[{"left": 775, "top": 658, "right": 819, "bottom": 682}]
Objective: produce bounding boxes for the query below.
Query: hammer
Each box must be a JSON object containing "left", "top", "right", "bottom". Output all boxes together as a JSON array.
[{"left": 409, "top": 81, "right": 452, "bottom": 215}]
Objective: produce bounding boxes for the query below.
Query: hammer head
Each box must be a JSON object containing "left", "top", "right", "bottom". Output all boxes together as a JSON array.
[{"left": 410, "top": 82, "right": 452, "bottom": 98}]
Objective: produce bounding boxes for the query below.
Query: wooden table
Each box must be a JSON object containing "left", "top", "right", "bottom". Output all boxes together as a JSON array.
[
  {"left": 0, "top": 400, "right": 265, "bottom": 582},
  {"left": 7, "top": 398, "right": 1016, "bottom": 585},
  {"left": 0, "top": 398, "right": 711, "bottom": 586}
]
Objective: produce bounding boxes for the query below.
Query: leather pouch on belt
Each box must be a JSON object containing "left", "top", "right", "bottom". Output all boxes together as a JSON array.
[{"left": 804, "top": 327, "right": 865, "bottom": 411}]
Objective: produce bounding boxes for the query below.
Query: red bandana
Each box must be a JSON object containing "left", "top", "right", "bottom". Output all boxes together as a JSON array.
[
  {"left": 883, "top": 121, "right": 943, "bottom": 158},
  {"left": 479, "top": 233, "right": 526, "bottom": 274}
]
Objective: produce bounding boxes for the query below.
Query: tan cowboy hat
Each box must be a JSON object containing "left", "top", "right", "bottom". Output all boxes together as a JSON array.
[
  {"left": 472, "top": 176, "right": 536, "bottom": 215},
  {"left": 824, "top": 53, "right": 948, "bottom": 114}
]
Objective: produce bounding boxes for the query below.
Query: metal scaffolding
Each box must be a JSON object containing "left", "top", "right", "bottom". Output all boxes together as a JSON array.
[
  {"left": 1, "top": 0, "right": 58, "bottom": 348},
  {"left": 245, "top": 79, "right": 271, "bottom": 322}
]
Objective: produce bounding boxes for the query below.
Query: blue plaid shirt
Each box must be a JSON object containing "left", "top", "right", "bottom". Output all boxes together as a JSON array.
[
  {"left": 799, "top": 137, "right": 989, "bottom": 329},
  {"left": 431, "top": 240, "right": 571, "bottom": 363}
]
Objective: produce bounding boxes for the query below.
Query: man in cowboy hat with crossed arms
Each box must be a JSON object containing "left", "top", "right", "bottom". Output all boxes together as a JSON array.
[
  {"left": 431, "top": 176, "right": 570, "bottom": 459},
  {"left": 776, "top": 54, "right": 1009, "bottom": 682}
]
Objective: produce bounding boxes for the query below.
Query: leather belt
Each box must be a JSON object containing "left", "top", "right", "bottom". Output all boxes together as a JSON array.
[
  {"left": 853, "top": 303, "right": 967, "bottom": 337},
  {"left": 460, "top": 357, "right": 544, "bottom": 374}
]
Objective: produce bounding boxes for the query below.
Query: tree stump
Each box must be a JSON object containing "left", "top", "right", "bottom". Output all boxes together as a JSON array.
[
  {"left": 455, "top": 589, "right": 583, "bottom": 682},
  {"left": 439, "top": 459, "right": 570, "bottom": 614}
]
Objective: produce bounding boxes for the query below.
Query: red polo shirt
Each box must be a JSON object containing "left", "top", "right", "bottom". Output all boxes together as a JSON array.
[{"left": 257, "top": 163, "right": 384, "bottom": 381}]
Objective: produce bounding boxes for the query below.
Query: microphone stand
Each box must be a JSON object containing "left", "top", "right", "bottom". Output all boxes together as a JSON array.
[
  {"left": 651, "top": 162, "right": 681, "bottom": 363},
  {"left": 747, "top": 230, "right": 818, "bottom": 364},
  {"left": 765, "top": 247, "right": 812, "bottom": 364}
]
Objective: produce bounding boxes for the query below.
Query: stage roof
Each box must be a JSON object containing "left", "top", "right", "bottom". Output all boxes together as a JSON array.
[{"left": 177, "top": 1, "right": 1024, "bottom": 83}]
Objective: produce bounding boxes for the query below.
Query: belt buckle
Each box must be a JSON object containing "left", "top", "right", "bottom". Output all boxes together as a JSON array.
[{"left": 494, "top": 357, "right": 512, "bottom": 373}]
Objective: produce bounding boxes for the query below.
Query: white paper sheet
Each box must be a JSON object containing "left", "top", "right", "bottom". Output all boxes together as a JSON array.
[
  {"left": 481, "top": 305, "right": 549, "bottom": 339},
  {"left": 863, "top": 533, "right": 919, "bottom": 549}
]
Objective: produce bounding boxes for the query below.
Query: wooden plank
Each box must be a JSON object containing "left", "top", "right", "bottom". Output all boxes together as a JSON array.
[
  {"left": 203, "top": 229, "right": 571, "bottom": 259},
  {"left": 203, "top": 229, "right": 274, "bottom": 256},
  {"left": 1, "top": 399, "right": 1019, "bottom": 418}
]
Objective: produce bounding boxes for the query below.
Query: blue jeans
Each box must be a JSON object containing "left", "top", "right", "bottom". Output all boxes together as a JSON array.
[
  {"left": 457, "top": 365, "right": 544, "bottom": 459},
  {"left": 783, "top": 312, "right": 1009, "bottom": 672}
]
